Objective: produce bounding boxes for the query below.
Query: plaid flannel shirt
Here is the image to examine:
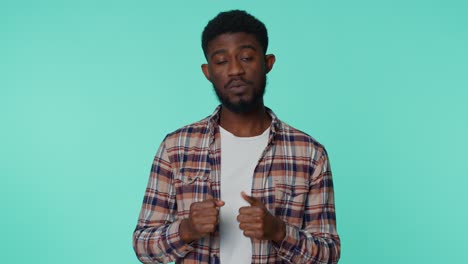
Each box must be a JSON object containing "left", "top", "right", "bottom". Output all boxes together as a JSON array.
[{"left": 133, "top": 106, "right": 340, "bottom": 264}]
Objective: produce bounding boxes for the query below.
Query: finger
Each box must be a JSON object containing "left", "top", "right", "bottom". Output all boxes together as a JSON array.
[
  {"left": 214, "top": 199, "right": 225, "bottom": 207},
  {"left": 237, "top": 214, "right": 262, "bottom": 223},
  {"left": 192, "top": 215, "right": 218, "bottom": 225},
  {"left": 191, "top": 199, "right": 218, "bottom": 209},
  {"left": 238, "top": 206, "right": 264, "bottom": 216},
  {"left": 192, "top": 207, "right": 219, "bottom": 217},
  {"left": 199, "top": 223, "right": 216, "bottom": 233},
  {"left": 240, "top": 191, "right": 256, "bottom": 205},
  {"left": 239, "top": 222, "right": 262, "bottom": 231},
  {"left": 241, "top": 191, "right": 262, "bottom": 206}
]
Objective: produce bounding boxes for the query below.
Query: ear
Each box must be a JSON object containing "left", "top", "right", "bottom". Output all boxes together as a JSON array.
[
  {"left": 201, "top": 64, "right": 211, "bottom": 81},
  {"left": 265, "top": 54, "right": 276, "bottom": 74}
]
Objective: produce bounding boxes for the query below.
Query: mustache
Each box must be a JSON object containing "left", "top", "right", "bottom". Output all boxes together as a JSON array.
[{"left": 224, "top": 78, "right": 253, "bottom": 89}]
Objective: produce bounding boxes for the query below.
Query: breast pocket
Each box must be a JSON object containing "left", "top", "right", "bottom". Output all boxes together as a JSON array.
[
  {"left": 174, "top": 168, "right": 213, "bottom": 215},
  {"left": 274, "top": 178, "right": 309, "bottom": 227}
]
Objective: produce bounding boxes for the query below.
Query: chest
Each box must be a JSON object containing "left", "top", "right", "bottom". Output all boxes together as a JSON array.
[{"left": 172, "top": 144, "right": 311, "bottom": 228}]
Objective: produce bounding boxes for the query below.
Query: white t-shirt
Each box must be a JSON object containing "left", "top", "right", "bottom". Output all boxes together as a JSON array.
[{"left": 219, "top": 126, "right": 270, "bottom": 264}]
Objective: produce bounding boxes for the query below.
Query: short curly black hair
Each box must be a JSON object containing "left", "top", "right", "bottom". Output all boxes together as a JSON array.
[{"left": 202, "top": 10, "right": 269, "bottom": 58}]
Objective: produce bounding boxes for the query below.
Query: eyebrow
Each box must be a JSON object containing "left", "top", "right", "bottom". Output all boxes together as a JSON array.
[
  {"left": 210, "top": 49, "right": 227, "bottom": 60},
  {"left": 209, "top": 45, "right": 258, "bottom": 60}
]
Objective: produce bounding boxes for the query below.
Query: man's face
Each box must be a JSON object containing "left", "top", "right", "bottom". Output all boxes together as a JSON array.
[{"left": 202, "top": 32, "right": 275, "bottom": 113}]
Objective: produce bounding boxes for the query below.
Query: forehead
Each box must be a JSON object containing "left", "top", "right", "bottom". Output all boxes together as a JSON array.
[{"left": 206, "top": 32, "right": 262, "bottom": 56}]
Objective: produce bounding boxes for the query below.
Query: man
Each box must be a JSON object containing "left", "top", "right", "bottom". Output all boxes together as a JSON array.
[{"left": 133, "top": 10, "right": 340, "bottom": 264}]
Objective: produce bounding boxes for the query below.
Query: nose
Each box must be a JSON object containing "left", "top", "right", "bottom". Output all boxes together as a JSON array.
[{"left": 228, "top": 58, "right": 245, "bottom": 76}]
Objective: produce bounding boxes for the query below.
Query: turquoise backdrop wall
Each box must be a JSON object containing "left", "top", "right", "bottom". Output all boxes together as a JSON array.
[{"left": 1, "top": 0, "right": 467, "bottom": 263}]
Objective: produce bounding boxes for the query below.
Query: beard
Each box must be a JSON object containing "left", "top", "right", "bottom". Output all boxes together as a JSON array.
[{"left": 213, "top": 75, "right": 267, "bottom": 114}]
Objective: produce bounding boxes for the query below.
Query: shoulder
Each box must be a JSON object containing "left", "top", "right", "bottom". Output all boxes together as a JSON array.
[
  {"left": 162, "top": 115, "right": 212, "bottom": 148},
  {"left": 275, "top": 119, "right": 328, "bottom": 160}
]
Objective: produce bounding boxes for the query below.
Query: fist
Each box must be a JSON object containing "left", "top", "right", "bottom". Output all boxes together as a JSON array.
[
  {"left": 237, "top": 192, "right": 286, "bottom": 243},
  {"left": 180, "top": 199, "right": 225, "bottom": 243}
]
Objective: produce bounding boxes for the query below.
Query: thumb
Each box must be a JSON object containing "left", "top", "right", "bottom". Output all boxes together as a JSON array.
[
  {"left": 214, "top": 199, "right": 225, "bottom": 207},
  {"left": 241, "top": 191, "right": 262, "bottom": 206}
]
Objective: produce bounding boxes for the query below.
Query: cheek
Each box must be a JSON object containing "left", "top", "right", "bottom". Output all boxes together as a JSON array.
[
  {"left": 248, "top": 70, "right": 262, "bottom": 82},
  {"left": 210, "top": 71, "right": 227, "bottom": 84},
  {"left": 245, "top": 64, "right": 263, "bottom": 77}
]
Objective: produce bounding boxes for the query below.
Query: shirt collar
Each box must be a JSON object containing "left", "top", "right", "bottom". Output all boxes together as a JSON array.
[{"left": 207, "top": 105, "right": 280, "bottom": 144}]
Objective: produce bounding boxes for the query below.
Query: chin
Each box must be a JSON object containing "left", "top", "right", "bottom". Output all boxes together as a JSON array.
[{"left": 223, "top": 98, "right": 263, "bottom": 113}]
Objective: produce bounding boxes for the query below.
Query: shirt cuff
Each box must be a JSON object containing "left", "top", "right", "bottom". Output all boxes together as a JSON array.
[
  {"left": 159, "top": 220, "right": 195, "bottom": 258},
  {"left": 274, "top": 223, "right": 302, "bottom": 262}
]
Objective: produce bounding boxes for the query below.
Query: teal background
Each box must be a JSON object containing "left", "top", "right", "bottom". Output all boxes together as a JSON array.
[{"left": 1, "top": 0, "right": 467, "bottom": 263}]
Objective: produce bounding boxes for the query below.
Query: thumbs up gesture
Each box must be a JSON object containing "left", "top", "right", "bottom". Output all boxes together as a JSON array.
[{"left": 237, "top": 192, "right": 286, "bottom": 243}]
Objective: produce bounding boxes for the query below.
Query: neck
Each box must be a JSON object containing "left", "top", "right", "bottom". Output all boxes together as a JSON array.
[{"left": 219, "top": 104, "right": 271, "bottom": 137}]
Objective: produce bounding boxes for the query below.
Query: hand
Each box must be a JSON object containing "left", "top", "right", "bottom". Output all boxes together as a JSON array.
[
  {"left": 237, "top": 192, "right": 286, "bottom": 243},
  {"left": 180, "top": 199, "right": 225, "bottom": 243}
]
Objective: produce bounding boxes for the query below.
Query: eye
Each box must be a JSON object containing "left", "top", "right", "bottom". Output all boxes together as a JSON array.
[
  {"left": 215, "top": 60, "right": 227, "bottom": 65},
  {"left": 241, "top": 56, "right": 253, "bottom": 62}
]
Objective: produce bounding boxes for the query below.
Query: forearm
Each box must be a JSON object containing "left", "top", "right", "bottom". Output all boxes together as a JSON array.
[
  {"left": 275, "top": 148, "right": 340, "bottom": 263},
  {"left": 276, "top": 223, "right": 340, "bottom": 264},
  {"left": 133, "top": 139, "right": 193, "bottom": 263},
  {"left": 133, "top": 220, "right": 193, "bottom": 263}
]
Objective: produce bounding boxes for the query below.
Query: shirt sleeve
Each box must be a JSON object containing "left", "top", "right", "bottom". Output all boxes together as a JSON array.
[
  {"left": 275, "top": 149, "right": 341, "bottom": 264},
  {"left": 133, "top": 138, "right": 194, "bottom": 263}
]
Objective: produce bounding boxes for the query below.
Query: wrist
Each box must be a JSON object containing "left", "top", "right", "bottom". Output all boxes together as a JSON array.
[
  {"left": 273, "top": 218, "right": 286, "bottom": 243},
  {"left": 179, "top": 219, "right": 196, "bottom": 243}
]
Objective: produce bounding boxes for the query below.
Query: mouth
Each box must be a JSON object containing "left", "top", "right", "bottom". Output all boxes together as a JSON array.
[
  {"left": 225, "top": 79, "right": 250, "bottom": 93},
  {"left": 228, "top": 84, "right": 248, "bottom": 94}
]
